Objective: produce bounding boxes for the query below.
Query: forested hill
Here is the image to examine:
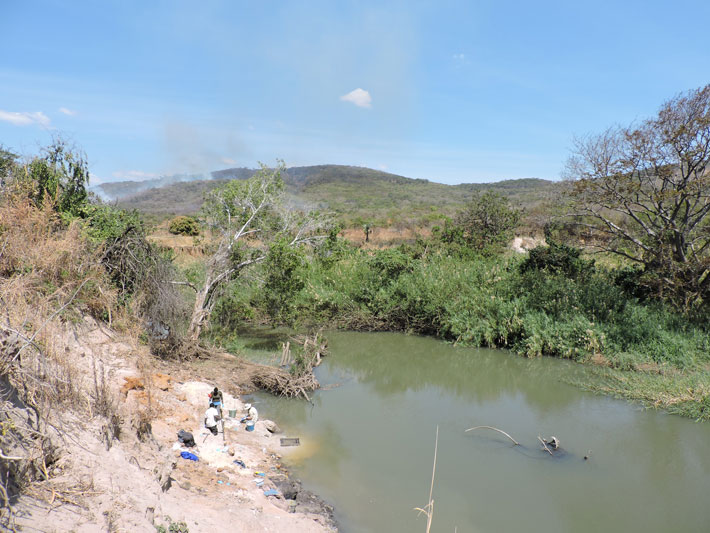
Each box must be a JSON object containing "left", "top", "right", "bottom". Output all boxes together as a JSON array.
[{"left": 97, "top": 164, "right": 556, "bottom": 222}]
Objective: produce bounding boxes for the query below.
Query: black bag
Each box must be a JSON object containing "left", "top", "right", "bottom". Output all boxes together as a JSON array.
[{"left": 177, "top": 429, "right": 196, "bottom": 447}]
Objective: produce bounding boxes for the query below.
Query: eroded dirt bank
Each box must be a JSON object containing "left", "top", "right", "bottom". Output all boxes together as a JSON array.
[{"left": 8, "top": 317, "right": 335, "bottom": 532}]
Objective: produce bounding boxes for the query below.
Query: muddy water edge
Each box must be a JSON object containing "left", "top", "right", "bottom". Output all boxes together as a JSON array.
[{"left": 240, "top": 331, "right": 710, "bottom": 533}]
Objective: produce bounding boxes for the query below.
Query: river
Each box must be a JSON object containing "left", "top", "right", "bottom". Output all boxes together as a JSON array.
[{"left": 249, "top": 331, "right": 710, "bottom": 532}]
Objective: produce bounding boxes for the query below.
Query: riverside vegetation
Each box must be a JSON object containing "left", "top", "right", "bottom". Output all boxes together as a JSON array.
[
  {"left": 211, "top": 229, "right": 710, "bottom": 420},
  {"left": 207, "top": 86, "right": 710, "bottom": 421}
]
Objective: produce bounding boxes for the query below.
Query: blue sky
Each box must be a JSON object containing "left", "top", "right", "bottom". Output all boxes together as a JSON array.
[{"left": 1, "top": 0, "right": 709, "bottom": 185}]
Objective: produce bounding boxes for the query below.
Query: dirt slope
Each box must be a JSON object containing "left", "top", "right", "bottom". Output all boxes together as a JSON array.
[{"left": 9, "top": 317, "right": 334, "bottom": 533}]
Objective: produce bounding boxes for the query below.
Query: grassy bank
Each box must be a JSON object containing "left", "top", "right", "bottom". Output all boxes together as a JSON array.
[{"left": 210, "top": 239, "right": 710, "bottom": 421}]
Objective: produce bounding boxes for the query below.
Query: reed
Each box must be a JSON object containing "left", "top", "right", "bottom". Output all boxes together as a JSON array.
[{"left": 414, "top": 425, "right": 439, "bottom": 533}]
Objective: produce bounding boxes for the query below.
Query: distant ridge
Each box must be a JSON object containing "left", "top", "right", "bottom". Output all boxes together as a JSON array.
[{"left": 95, "top": 164, "right": 556, "bottom": 220}]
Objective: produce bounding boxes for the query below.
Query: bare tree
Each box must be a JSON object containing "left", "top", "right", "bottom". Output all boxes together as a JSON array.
[
  {"left": 187, "top": 161, "right": 328, "bottom": 340},
  {"left": 563, "top": 85, "right": 710, "bottom": 306}
]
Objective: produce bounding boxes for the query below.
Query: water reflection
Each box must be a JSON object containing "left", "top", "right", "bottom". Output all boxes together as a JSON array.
[
  {"left": 325, "top": 331, "right": 588, "bottom": 416},
  {"left": 251, "top": 331, "right": 710, "bottom": 533}
]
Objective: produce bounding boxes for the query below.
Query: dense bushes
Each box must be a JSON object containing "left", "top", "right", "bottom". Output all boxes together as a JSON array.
[
  {"left": 183, "top": 175, "right": 709, "bottom": 419},
  {"left": 168, "top": 215, "right": 200, "bottom": 236},
  {"left": 1, "top": 142, "right": 188, "bottom": 343},
  {"left": 210, "top": 237, "right": 709, "bottom": 381}
]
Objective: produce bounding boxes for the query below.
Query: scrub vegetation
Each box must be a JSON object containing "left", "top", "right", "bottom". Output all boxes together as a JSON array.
[
  {"left": 90, "top": 85, "right": 710, "bottom": 421},
  {"left": 211, "top": 232, "right": 710, "bottom": 420}
]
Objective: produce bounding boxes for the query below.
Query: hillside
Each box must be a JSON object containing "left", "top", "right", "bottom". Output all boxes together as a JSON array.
[
  {"left": 99, "top": 165, "right": 558, "bottom": 227},
  {"left": 96, "top": 173, "right": 205, "bottom": 201}
]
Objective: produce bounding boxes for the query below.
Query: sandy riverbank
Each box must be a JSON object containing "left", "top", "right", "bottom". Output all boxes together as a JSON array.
[{"left": 10, "top": 317, "right": 335, "bottom": 532}]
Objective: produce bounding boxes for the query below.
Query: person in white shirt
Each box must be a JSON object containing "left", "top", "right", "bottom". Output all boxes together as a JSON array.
[
  {"left": 205, "top": 405, "right": 220, "bottom": 436},
  {"left": 244, "top": 403, "right": 258, "bottom": 423}
]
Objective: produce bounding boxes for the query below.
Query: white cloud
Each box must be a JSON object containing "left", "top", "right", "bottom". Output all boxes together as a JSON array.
[
  {"left": 111, "top": 170, "right": 159, "bottom": 181},
  {"left": 0, "top": 110, "right": 51, "bottom": 127},
  {"left": 340, "top": 88, "right": 372, "bottom": 109},
  {"left": 452, "top": 53, "right": 469, "bottom": 67},
  {"left": 58, "top": 107, "right": 76, "bottom": 116},
  {"left": 221, "top": 157, "right": 237, "bottom": 165}
]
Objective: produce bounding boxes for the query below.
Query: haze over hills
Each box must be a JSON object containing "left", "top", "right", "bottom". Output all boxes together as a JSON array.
[{"left": 95, "top": 164, "right": 557, "bottom": 224}]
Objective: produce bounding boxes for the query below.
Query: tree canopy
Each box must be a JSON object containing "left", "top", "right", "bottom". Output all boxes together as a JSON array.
[
  {"left": 440, "top": 190, "right": 521, "bottom": 255},
  {"left": 564, "top": 84, "right": 710, "bottom": 309},
  {"left": 187, "top": 161, "right": 329, "bottom": 339}
]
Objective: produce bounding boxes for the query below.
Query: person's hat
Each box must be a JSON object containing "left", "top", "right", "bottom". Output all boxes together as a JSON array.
[{"left": 245, "top": 403, "right": 252, "bottom": 410}]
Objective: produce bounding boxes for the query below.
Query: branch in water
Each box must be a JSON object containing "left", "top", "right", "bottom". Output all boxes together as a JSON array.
[
  {"left": 537, "top": 436, "right": 553, "bottom": 455},
  {"left": 464, "top": 425, "right": 520, "bottom": 446}
]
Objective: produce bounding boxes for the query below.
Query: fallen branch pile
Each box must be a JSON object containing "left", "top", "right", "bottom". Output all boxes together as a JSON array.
[
  {"left": 250, "top": 331, "right": 328, "bottom": 401},
  {"left": 251, "top": 367, "right": 319, "bottom": 401}
]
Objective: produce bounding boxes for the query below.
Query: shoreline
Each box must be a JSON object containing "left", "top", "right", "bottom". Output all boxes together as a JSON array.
[
  {"left": 163, "top": 380, "right": 338, "bottom": 531},
  {"left": 9, "top": 318, "right": 337, "bottom": 532}
]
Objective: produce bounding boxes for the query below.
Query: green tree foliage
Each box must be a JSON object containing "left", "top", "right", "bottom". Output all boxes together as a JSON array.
[
  {"left": 564, "top": 84, "right": 710, "bottom": 310},
  {"left": 314, "top": 224, "right": 350, "bottom": 267},
  {"left": 440, "top": 190, "right": 521, "bottom": 254},
  {"left": 168, "top": 215, "right": 200, "bottom": 236},
  {"left": 260, "top": 238, "right": 305, "bottom": 324},
  {"left": 0, "top": 139, "right": 89, "bottom": 218},
  {"left": 81, "top": 204, "right": 143, "bottom": 243},
  {"left": 25, "top": 138, "right": 89, "bottom": 216},
  {"left": 188, "top": 161, "right": 329, "bottom": 340}
]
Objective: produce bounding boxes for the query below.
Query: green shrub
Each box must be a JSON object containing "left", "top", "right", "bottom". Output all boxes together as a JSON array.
[
  {"left": 212, "top": 279, "right": 256, "bottom": 331},
  {"left": 28, "top": 139, "right": 89, "bottom": 217},
  {"left": 168, "top": 216, "right": 200, "bottom": 236},
  {"left": 81, "top": 204, "right": 143, "bottom": 243},
  {"left": 514, "top": 312, "right": 602, "bottom": 360},
  {"left": 520, "top": 241, "right": 594, "bottom": 279},
  {"left": 439, "top": 190, "right": 521, "bottom": 255}
]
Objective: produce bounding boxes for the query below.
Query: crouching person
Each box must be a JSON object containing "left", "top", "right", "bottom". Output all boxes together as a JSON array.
[
  {"left": 205, "top": 404, "right": 220, "bottom": 436},
  {"left": 244, "top": 403, "right": 258, "bottom": 423}
]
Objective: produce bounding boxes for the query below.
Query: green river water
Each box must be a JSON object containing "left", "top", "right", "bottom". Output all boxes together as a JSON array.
[{"left": 249, "top": 331, "right": 710, "bottom": 533}]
